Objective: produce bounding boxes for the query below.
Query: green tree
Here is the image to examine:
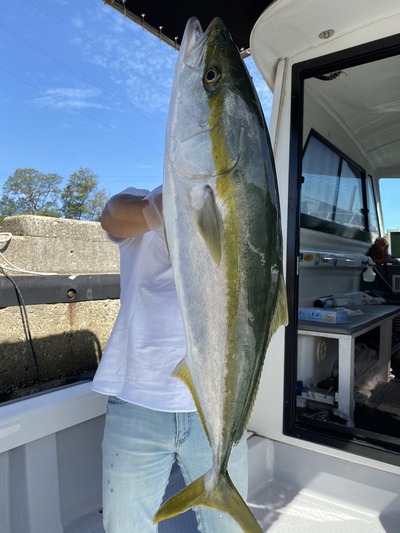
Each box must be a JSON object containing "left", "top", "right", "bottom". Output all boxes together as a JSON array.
[
  {"left": 61, "top": 168, "right": 108, "bottom": 221},
  {"left": 0, "top": 168, "right": 62, "bottom": 217},
  {"left": 87, "top": 188, "right": 109, "bottom": 221}
]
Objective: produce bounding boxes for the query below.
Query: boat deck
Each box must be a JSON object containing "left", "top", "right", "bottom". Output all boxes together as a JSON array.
[
  {"left": 64, "top": 488, "right": 397, "bottom": 533},
  {"left": 64, "top": 434, "right": 399, "bottom": 533},
  {"left": 250, "top": 482, "right": 398, "bottom": 532}
]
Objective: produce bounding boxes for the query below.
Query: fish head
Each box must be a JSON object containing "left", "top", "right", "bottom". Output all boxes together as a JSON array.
[{"left": 165, "top": 17, "right": 265, "bottom": 182}]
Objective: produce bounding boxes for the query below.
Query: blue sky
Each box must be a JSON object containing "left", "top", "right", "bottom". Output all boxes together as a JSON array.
[
  {"left": 0, "top": 0, "right": 273, "bottom": 200},
  {"left": 379, "top": 180, "right": 400, "bottom": 232},
  {"left": 2, "top": 1, "right": 398, "bottom": 232}
]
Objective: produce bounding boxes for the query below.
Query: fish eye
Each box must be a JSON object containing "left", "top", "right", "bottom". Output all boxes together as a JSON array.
[{"left": 204, "top": 67, "right": 220, "bottom": 86}]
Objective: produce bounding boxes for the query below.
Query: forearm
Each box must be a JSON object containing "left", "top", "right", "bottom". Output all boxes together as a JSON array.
[
  {"left": 101, "top": 188, "right": 163, "bottom": 239},
  {"left": 101, "top": 193, "right": 149, "bottom": 239}
]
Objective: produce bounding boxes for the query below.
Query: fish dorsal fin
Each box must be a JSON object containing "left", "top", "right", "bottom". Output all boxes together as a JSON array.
[
  {"left": 268, "top": 273, "right": 289, "bottom": 344},
  {"left": 196, "top": 185, "right": 221, "bottom": 266},
  {"left": 172, "top": 357, "right": 211, "bottom": 444}
]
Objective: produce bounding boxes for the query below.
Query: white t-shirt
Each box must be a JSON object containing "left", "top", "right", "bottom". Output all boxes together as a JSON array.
[{"left": 91, "top": 188, "right": 196, "bottom": 413}]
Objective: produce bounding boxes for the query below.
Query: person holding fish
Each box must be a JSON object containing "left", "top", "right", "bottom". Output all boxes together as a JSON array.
[
  {"left": 91, "top": 184, "right": 249, "bottom": 532},
  {"left": 94, "top": 14, "right": 288, "bottom": 533}
]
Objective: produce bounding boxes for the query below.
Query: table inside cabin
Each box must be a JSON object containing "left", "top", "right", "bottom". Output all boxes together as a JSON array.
[{"left": 298, "top": 305, "right": 400, "bottom": 420}]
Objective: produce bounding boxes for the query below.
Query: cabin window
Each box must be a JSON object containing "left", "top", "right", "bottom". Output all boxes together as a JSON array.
[
  {"left": 301, "top": 132, "right": 367, "bottom": 233},
  {"left": 379, "top": 177, "right": 400, "bottom": 235}
]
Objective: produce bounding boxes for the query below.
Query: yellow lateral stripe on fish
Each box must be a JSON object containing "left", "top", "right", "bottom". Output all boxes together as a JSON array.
[{"left": 204, "top": 30, "right": 243, "bottom": 416}]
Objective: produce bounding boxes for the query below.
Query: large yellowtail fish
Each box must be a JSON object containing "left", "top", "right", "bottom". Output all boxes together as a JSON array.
[{"left": 154, "top": 16, "right": 288, "bottom": 533}]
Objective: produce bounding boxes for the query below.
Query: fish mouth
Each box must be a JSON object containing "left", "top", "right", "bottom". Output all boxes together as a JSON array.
[
  {"left": 179, "top": 17, "right": 204, "bottom": 67},
  {"left": 180, "top": 17, "right": 227, "bottom": 68}
]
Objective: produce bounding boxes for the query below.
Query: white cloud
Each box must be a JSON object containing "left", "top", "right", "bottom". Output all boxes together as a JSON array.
[
  {"left": 33, "top": 86, "right": 108, "bottom": 110},
  {"left": 71, "top": 16, "right": 84, "bottom": 30},
  {"left": 68, "top": 7, "right": 177, "bottom": 118}
]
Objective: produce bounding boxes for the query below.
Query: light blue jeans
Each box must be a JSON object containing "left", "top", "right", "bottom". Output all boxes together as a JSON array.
[{"left": 102, "top": 397, "right": 249, "bottom": 533}]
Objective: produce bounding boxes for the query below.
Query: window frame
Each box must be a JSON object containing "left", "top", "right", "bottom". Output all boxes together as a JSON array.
[{"left": 366, "top": 174, "right": 379, "bottom": 240}]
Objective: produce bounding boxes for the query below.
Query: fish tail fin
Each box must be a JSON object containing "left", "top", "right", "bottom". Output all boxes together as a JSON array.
[{"left": 153, "top": 470, "right": 262, "bottom": 533}]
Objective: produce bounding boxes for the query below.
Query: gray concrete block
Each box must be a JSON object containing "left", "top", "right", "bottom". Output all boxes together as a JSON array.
[{"left": 1, "top": 215, "right": 119, "bottom": 274}]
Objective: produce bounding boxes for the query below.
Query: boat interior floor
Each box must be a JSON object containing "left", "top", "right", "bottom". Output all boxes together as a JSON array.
[
  {"left": 64, "top": 434, "right": 399, "bottom": 533},
  {"left": 65, "top": 487, "right": 398, "bottom": 533}
]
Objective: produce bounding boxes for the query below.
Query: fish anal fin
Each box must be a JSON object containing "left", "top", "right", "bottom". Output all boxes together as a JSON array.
[
  {"left": 172, "top": 358, "right": 211, "bottom": 444},
  {"left": 196, "top": 185, "right": 222, "bottom": 266},
  {"left": 154, "top": 471, "right": 262, "bottom": 533}
]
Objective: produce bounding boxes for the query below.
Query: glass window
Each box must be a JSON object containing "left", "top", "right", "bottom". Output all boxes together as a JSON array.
[
  {"left": 379, "top": 177, "right": 400, "bottom": 233},
  {"left": 335, "top": 160, "right": 363, "bottom": 227},
  {"left": 301, "top": 135, "right": 340, "bottom": 221},
  {"left": 301, "top": 133, "right": 366, "bottom": 231}
]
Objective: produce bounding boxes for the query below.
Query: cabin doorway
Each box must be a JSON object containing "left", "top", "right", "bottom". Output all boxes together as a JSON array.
[{"left": 285, "top": 35, "right": 400, "bottom": 465}]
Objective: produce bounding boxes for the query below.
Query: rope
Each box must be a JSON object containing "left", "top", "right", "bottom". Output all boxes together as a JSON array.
[
  {"left": 0, "top": 232, "right": 56, "bottom": 275},
  {"left": 0, "top": 265, "right": 41, "bottom": 383}
]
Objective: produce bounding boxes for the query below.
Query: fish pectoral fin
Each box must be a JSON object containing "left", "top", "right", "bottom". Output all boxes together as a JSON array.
[
  {"left": 196, "top": 185, "right": 222, "bottom": 266},
  {"left": 172, "top": 357, "right": 211, "bottom": 444},
  {"left": 153, "top": 470, "right": 263, "bottom": 533}
]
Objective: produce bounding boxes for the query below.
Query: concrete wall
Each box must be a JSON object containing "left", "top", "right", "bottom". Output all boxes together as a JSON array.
[
  {"left": 1, "top": 215, "right": 119, "bottom": 274},
  {"left": 0, "top": 215, "right": 121, "bottom": 400}
]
